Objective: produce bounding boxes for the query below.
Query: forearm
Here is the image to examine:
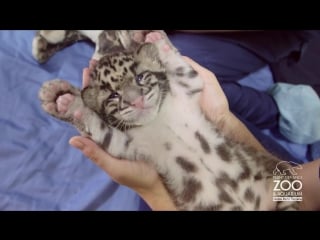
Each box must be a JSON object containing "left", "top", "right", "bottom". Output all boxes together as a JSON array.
[
  {"left": 296, "top": 159, "right": 320, "bottom": 210},
  {"left": 220, "top": 113, "right": 320, "bottom": 211},
  {"left": 218, "top": 112, "right": 267, "bottom": 153},
  {"left": 136, "top": 179, "right": 177, "bottom": 211}
]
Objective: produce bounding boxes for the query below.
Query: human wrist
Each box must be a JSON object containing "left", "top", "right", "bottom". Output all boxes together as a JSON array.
[
  {"left": 220, "top": 112, "right": 267, "bottom": 152},
  {"left": 213, "top": 110, "right": 233, "bottom": 133}
]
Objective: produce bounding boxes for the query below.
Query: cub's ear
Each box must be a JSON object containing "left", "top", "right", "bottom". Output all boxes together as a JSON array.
[
  {"left": 97, "top": 30, "right": 140, "bottom": 55},
  {"left": 81, "top": 86, "right": 99, "bottom": 113},
  {"left": 135, "top": 43, "right": 159, "bottom": 62},
  {"left": 135, "top": 43, "right": 164, "bottom": 73}
]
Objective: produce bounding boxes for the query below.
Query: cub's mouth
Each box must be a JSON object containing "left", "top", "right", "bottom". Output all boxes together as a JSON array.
[{"left": 118, "top": 87, "right": 162, "bottom": 127}]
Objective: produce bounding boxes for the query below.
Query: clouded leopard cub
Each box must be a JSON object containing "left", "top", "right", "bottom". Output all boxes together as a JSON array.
[{"left": 36, "top": 30, "right": 299, "bottom": 211}]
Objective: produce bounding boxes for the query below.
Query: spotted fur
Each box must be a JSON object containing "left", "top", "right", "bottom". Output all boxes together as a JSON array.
[
  {"left": 32, "top": 30, "right": 152, "bottom": 63},
  {"left": 38, "top": 31, "right": 299, "bottom": 211}
]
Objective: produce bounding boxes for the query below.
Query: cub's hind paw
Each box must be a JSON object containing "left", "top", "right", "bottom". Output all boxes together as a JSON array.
[
  {"left": 38, "top": 30, "right": 67, "bottom": 44},
  {"left": 32, "top": 30, "right": 85, "bottom": 64},
  {"left": 32, "top": 35, "right": 53, "bottom": 63},
  {"left": 32, "top": 31, "right": 67, "bottom": 63}
]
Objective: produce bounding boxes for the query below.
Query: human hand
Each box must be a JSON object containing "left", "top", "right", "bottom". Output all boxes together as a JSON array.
[
  {"left": 69, "top": 136, "right": 160, "bottom": 193},
  {"left": 182, "top": 56, "right": 230, "bottom": 127},
  {"left": 82, "top": 59, "right": 97, "bottom": 88}
]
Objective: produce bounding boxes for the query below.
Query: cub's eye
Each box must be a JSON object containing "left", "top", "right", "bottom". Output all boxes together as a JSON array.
[
  {"left": 109, "top": 92, "right": 119, "bottom": 100},
  {"left": 135, "top": 73, "right": 144, "bottom": 85}
]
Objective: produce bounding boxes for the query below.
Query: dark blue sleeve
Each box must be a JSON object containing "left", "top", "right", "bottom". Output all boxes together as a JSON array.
[
  {"left": 221, "top": 82, "right": 279, "bottom": 129},
  {"left": 168, "top": 32, "right": 266, "bottom": 82},
  {"left": 168, "top": 31, "right": 320, "bottom": 96}
]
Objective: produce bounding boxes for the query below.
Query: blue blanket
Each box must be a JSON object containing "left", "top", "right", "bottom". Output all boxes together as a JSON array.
[
  {"left": 0, "top": 30, "right": 308, "bottom": 210},
  {"left": 0, "top": 30, "right": 148, "bottom": 210}
]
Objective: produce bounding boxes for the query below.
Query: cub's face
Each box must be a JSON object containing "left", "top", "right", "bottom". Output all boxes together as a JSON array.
[{"left": 82, "top": 43, "right": 168, "bottom": 131}]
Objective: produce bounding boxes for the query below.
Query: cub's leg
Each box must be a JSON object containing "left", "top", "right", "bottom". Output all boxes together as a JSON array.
[
  {"left": 39, "top": 79, "right": 142, "bottom": 160},
  {"left": 146, "top": 31, "right": 204, "bottom": 99},
  {"left": 32, "top": 30, "right": 87, "bottom": 63}
]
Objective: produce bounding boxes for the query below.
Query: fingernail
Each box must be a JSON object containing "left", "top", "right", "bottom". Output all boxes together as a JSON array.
[{"left": 70, "top": 139, "right": 85, "bottom": 150}]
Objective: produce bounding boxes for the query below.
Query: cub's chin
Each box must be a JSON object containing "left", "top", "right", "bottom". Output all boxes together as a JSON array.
[
  {"left": 132, "top": 105, "right": 160, "bottom": 126},
  {"left": 118, "top": 102, "right": 159, "bottom": 127}
]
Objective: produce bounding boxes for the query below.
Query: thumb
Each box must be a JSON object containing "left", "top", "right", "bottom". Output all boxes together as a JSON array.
[{"left": 69, "top": 136, "right": 120, "bottom": 172}]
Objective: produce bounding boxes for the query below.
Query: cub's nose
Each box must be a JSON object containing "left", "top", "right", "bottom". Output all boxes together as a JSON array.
[{"left": 130, "top": 96, "right": 144, "bottom": 109}]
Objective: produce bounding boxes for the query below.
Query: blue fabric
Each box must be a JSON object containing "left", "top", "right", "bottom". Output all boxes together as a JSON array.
[
  {"left": 0, "top": 30, "right": 147, "bottom": 210},
  {"left": 309, "top": 140, "right": 320, "bottom": 160},
  {"left": 169, "top": 32, "right": 266, "bottom": 82},
  {"left": 220, "top": 70, "right": 308, "bottom": 164},
  {"left": 268, "top": 83, "right": 320, "bottom": 144},
  {"left": 238, "top": 66, "right": 274, "bottom": 92},
  {"left": 221, "top": 82, "right": 279, "bottom": 130},
  {"left": 235, "top": 67, "right": 309, "bottom": 163},
  {"left": 0, "top": 30, "right": 310, "bottom": 210},
  {"left": 270, "top": 33, "right": 320, "bottom": 96},
  {"left": 234, "top": 66, "right": 280, "bottom": 129},
  {"left": 235, "top": 115, "right": 306, "bottom": 164}
]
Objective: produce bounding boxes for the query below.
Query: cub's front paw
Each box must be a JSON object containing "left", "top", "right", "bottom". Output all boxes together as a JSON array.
[
  {"left": 145, "top": 31, "right": 165, "bottom": 43},
  {"left": 39, "top": 79, "right": 84, "bottom": 124},
  {"left": 32, "top": 30, "right": 85, "bottom": 63},
  {"left": 145, "top": 31, "right": 179, "bottom": 61}
]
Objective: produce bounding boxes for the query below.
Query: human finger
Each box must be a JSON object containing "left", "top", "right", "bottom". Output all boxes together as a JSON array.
[
  {"left": 82, "top": 68, "right": 91, "bottom": 89},
  {"left": 89, "top": 59, "right": 97, "bottom": 70},
  {"left": 69, "top": 136, "right": 123, "bottom": 174}
]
